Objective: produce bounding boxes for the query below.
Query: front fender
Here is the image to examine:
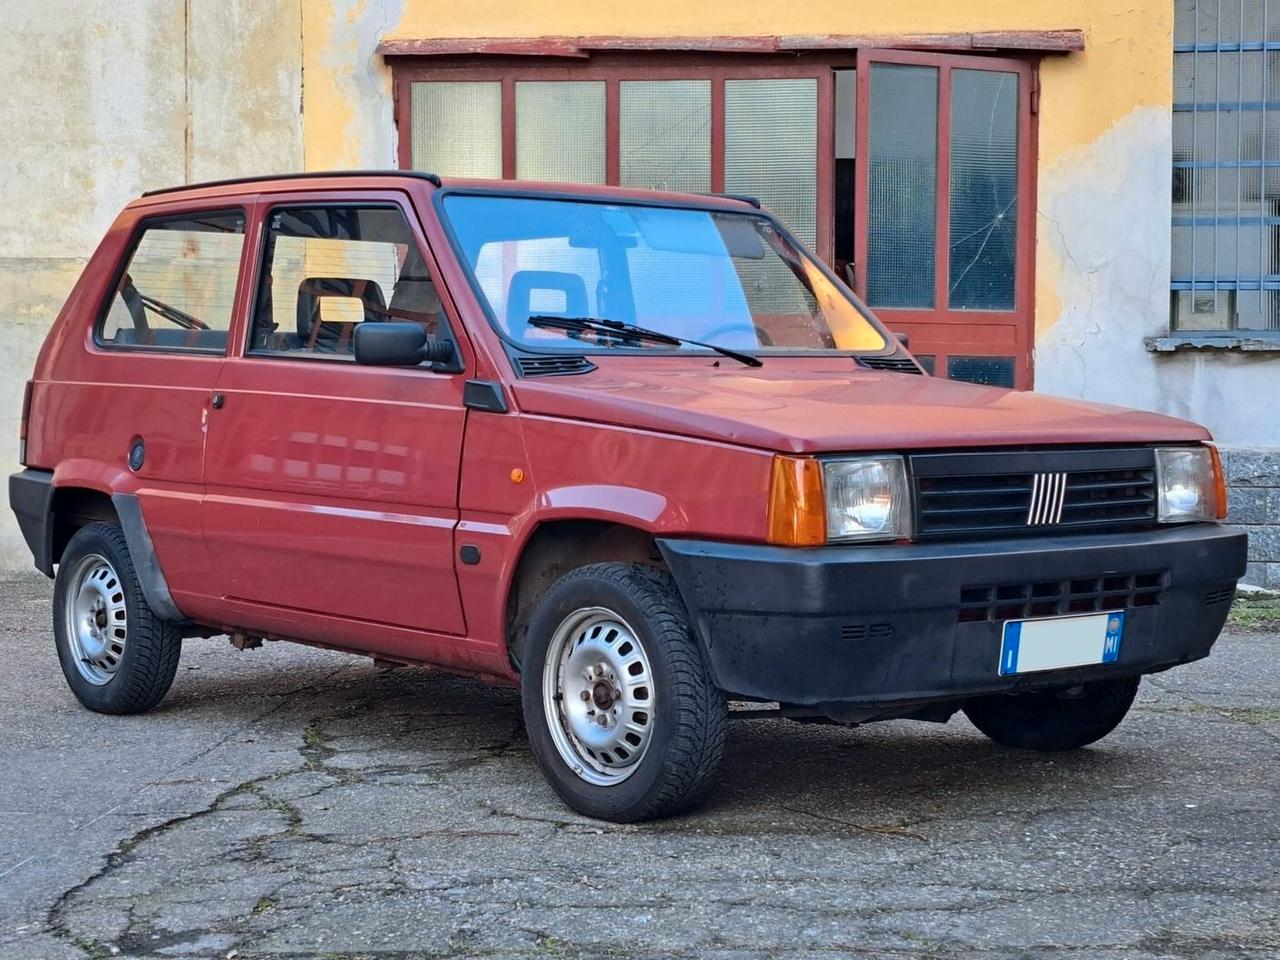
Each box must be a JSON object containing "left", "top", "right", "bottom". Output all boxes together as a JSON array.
[{"left": 536, "top": 484, "right": 683, "bottom": 530}]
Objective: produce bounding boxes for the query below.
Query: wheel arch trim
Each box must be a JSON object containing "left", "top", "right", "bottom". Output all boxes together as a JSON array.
[{"left": 109, "top": 493, "right": 184, "bottom": 622}]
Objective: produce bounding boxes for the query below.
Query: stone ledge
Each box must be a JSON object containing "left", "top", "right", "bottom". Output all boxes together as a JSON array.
[
  {"left": 1227, "top": 488, "right": 1278, "bottom": 525},
  {"left": 1243, "top": 561, "right": 1280, "bottom": 591},
  {"left": 1239, "top": 524, "right": 1280, "bottom": 563},
  {"left": 1221, "top": 447, "right": 1280, "bottom": 487},
  {"left": 1146, "top": 333, "right": 1280, "bottom": 352}
]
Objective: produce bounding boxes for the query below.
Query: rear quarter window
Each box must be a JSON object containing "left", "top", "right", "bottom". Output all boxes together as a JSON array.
[{"left": 97, "top": 210, "right": 246, "bottom": 353}]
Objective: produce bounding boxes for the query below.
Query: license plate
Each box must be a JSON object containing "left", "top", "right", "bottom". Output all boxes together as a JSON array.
[{"left": 998, "top": 611, "right": 1124, "bottom": 676}]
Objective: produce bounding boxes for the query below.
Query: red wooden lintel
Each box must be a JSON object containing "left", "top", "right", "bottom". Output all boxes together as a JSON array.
[{"left": 376, "top": 30, "right": 1084, "bottom": 59}]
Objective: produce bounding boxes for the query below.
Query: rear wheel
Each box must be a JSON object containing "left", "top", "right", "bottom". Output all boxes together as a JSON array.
[
  {"left": 521, "top": 563, "right": 728, "bottom": 822},
  {"left": 53, "top": 522, "right": 182, "bottom": 714},
  {"left": 963, "top": 676, "right": 1140, "bottom": 751}
]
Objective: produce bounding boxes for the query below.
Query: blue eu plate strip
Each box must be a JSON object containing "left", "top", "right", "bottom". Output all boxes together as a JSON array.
[
  {"left": 1102, "top": 612, "right": 1125, "bottom": 663},
  {"left": 1000, "top": 621, "right": 1022, "bottom": 676}
]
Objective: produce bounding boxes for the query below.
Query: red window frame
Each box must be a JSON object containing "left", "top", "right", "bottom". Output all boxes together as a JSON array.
[
  {"left": 391, "top": 50, "right": 1038, "bottom": 386},
  {"left": 392, "top": 54, "right": 837, "bottom": 261},
  {"left": 852, "top": 48, "right": 1038, "bottom": 389}
]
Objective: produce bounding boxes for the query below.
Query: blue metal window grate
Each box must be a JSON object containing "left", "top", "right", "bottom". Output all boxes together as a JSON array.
[{"left": 1172, "top": 0, "right": 1280, "bottom": 331}]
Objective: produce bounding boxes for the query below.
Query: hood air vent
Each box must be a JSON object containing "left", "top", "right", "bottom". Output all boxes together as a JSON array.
[
  {"left": 858, "top": 355, "right": 924, "bottom": 375},
  {"left": 513, "top": 355, "right": 597, "bottom": 377}
]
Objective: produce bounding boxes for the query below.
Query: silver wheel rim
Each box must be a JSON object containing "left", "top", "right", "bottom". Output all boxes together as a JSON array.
[
  {"left": 64, "top": 553, "right": 128, "bottom": 686},
  {"left": 542, "top": 606, "right": 656, "bottom": 787}
]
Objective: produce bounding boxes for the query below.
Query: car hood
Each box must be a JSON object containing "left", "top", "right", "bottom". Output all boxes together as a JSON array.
[{"left": 509, "top": 358, "right": 1210, "bottom": 453}]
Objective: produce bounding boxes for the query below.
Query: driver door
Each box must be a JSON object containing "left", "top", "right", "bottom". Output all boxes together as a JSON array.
[{"left": 201, "top": 193, "right": 469, "bottom": 648}]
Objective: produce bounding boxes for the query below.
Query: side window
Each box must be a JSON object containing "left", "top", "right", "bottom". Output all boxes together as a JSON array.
[
  {"left": 250, "top": 205, "right": 444, "bottom": 359},
  {"left": 98, "top": 211, "right": 245, "bottom": 352}
]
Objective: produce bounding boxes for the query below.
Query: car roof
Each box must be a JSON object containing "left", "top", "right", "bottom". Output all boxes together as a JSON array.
[{"left": 132, "top": 170, "right": 759, "bottom": 213}]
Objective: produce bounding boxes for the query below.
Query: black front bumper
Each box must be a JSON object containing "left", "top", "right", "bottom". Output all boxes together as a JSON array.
[{"left": 658, "top": 525, "right": 1246, "bottom": 708}]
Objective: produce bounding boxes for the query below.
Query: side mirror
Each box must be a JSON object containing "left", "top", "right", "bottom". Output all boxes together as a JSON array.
[
  {"left": 354, "top": 322, "right": 454, "bottom": 367},
  {"left": 894, "top": 331, "right": 910, "bottom": 349}
]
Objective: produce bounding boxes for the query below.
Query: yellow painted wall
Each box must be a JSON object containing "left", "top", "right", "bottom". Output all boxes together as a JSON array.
[{"left": 302, "top": 1, "right": 1173, "bottom": 173}]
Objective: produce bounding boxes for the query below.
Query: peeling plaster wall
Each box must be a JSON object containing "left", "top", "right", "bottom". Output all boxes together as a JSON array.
[
  {"left": 1035, "top": 108, "right": 1173, "bottom": 416},
  {"left": 1034, "top": 105, "right": 1280, "bottom": 449},
  {"left": 0, "top": 0, "right": 302, "bottom": 569},
  {"left": 301, "top": 0, "right": 405, "bottom": 169}
]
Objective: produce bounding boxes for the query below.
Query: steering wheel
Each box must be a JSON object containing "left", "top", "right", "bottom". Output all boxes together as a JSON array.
[{"left": 698, "top": 322, "right": 772, "bottom": 347}]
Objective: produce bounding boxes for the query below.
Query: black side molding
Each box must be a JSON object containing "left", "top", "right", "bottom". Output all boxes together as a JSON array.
[
  {"left": 8, "top": 469, "right": 54, "bottom": 576},
  {"left": 463, "top": 379, "right": 508, "bottom": 413},
  {"left": 111, "top": 494, "right": 184, "bottom": 622}
]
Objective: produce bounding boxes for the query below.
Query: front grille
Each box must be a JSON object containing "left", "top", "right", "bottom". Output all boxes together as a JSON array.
[
  {"left": 912, "top": 448, "right": 1158, "bottom": 540},
  {"left": 958, "top": 571, "right": 1166, "bottom": 623}
]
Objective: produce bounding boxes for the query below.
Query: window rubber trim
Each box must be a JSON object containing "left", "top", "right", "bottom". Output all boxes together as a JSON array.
[{"left": 91, "top": 207, "right": 248, "bottom": 357}]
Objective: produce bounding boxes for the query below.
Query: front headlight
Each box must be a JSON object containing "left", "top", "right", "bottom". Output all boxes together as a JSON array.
[
  {"left": 822, "top": 456, "right": 912, "bottom": 542},
  {"left": 1154, "top": 446, "right": 1223, "bottom": 523}
]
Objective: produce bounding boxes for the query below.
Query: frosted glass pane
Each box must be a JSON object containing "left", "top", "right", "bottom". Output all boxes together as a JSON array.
[
  {"left": 410, "top": 82, "right": 502, "bottom": 178},
  {"left": 868, "top": 63, "right": 937, "bottom": 308},
  {"left": 949, "top": 70, "right": 1018, "bottom": 311},
  {"left": 516, "top": 81, "right": 606, "bottom": 183},
  {"left": 619, "top": 80, "right": 711, "bottom": 193},
  {"left": 724, "top": 78, "right": 818, "bottom": 246}
]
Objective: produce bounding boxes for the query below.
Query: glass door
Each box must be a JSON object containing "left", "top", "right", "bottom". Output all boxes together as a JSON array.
[{"left": 851, "top": 50, "right": 1035, "bottom": 388}]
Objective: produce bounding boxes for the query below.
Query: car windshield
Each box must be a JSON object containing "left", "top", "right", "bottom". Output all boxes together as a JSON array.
[{"left": 440, "top": 194, "right": 887, "bottom": 357}]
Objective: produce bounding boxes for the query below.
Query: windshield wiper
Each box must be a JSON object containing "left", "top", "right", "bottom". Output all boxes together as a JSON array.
[{"left": 527, "top": 315, "right": 762, "bottom": 368}]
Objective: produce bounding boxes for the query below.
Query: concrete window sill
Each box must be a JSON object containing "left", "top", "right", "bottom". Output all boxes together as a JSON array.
[{"left": 1145, "top": 334, "right": 1280, "bottom": 353}]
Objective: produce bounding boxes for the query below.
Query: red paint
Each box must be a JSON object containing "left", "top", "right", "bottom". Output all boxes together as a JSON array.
[{"left": 23, "top": 173, "right": 1208, "bottom": 686}]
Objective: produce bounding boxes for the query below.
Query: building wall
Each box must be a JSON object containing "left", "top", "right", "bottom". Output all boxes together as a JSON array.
[
  {"left": 0, "top": 0, "right": 303, "bottom": 569},
  {"left": 2, "top": 0, "right": 1276, "bottom": 580}
]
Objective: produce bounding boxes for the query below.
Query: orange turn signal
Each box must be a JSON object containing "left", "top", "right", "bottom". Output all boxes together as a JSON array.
[
  {"left": 766, "top": 456, "right": 826, "bottom": 546},
  {"left": 1208, "top": 443, "right": 1228, "bottom": 520}
]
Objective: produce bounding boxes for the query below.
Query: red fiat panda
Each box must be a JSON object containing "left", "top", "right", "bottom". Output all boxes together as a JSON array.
[{"left": 9, "top": 172, "right": 1245, "bottom": 822}]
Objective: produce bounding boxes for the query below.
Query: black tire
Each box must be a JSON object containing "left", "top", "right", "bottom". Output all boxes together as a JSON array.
[
  {"left": 53, "top": 522, "right": 182, "bottom": 714},
  {"left": 963, "top": 676, "right": 1141, "bottom": 751},
  {"left": 520, "top": 562, "right": 728, "bottom": 822}
]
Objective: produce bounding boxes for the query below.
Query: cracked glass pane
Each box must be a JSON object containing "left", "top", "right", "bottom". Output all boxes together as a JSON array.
[
  {"left": 867, "top": 63, "right": 937, "bottom": 308},
  {"left": 948, "top": 69, "right": 1019, "bottom": 311}
]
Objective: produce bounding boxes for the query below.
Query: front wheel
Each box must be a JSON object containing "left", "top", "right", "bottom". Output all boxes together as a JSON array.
[
  {"left": 521, "top": 563, "right": 728, "bottom": 822},
  {"left": 53, "top": 522, "right": 182, "bottom": 715},
  {"left": 963, "top": 676, "right": 1141, "bottom": 751}
]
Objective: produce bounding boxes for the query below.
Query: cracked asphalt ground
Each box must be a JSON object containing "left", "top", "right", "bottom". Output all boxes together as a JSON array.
[{"left": 0, "top": 573, "right": 1277, "bottom": 960}]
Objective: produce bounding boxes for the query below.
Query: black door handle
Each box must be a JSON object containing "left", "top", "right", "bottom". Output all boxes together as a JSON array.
[{"left": 211, "top": 393, "right": 225, "bottom": 410}]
